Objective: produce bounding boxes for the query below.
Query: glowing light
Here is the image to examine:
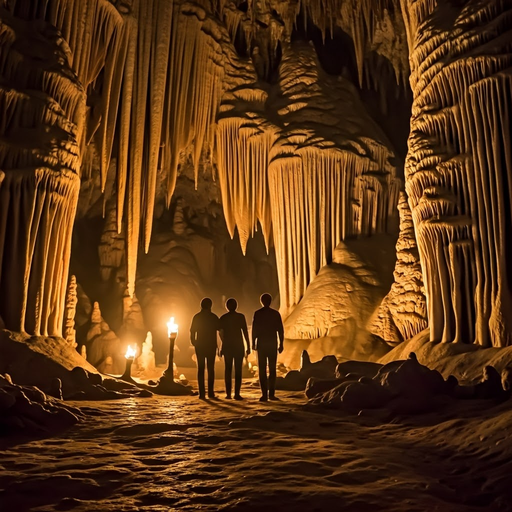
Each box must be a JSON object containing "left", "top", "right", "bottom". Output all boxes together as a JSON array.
[
  {"left": 125, "top": 345, "right": 136, "bottom": 359},
  {"left": 167, "top": 317, "right": 179, "bottom": 337}
]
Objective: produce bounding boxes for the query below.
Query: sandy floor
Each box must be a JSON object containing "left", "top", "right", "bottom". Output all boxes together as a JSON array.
[{"left": 1, "top": 380, "right": 512, "bottom": 511}]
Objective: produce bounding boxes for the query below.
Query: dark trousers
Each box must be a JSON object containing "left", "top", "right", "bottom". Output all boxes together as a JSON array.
[
  {"left": 257, "top": 345, "right": 277, "bottom": 398},
  {"left": 224, "top": 352, "right": 244, "bottom": 396},
  {"left": 195, "top": 347, "right": 216, "bottom": 397}
]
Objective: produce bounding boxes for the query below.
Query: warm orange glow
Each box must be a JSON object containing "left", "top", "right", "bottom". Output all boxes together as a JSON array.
[
  {"left": 125, "top": 345, "right": 136, "bottom": 359},
  {"left": 167, "top": 317, "right": 179, "bottom": 337}
]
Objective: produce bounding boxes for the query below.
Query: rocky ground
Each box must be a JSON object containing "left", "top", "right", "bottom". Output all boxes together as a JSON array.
[{"left": 1, "top": 379, "right": 512, "bottom": 511}]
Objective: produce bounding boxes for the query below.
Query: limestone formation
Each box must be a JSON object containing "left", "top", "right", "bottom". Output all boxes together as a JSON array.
[
  {"left": 98, "top": 201, "right": 125, "bottom": 282},
  {"left": 0, "top": 7, "right": 85, "bottom": 336},
  {"left": 281, "top": 239, "right": 394, "bottom": 368},
  {"left": 401, "top": 0, "right": 512, "bottom": 346},
  {"left": 370, "top": 193, "right": 427, "bottom": 345},
  {"left": 133, "top": 331, "right": 157, "bottom": 380},
  {"left": 86, "top": 301, "right": 124, "bottom": 374},
  {"left": 217, "top": 41, "right": 400, "bottom": 314},
  {"left": 63, "top": 275, "right": 78, "bottom": 348},
  {"left": 307, "top": 354, "right": 511, "bottom": 415},
  {"left": 0, "top": 0, "right": 511, "bottom": 360}
]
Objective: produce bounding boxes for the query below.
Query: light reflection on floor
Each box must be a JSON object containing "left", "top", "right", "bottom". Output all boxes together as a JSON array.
[{"left": 0, "top": 383, "right": 510, "bottom": 511}]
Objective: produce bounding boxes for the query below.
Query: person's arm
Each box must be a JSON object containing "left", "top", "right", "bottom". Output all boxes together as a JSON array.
[
  {"left": 190, "top": 316, "right": 197, "bottom": 346},
  {"left": 277, "top": 312, "right": 284, "bottom": 353},
  {"left": 219, "top": 317, "right": 225, "bottom": 356},
  {"left": 251, "top": 313, "right": 258, "bottom": 351},
  {"left": 241, "top": 315, "right": 250, "bottom": 355},
  {"left": 216, "top": 315, "right": 222, "bottom": 357}
]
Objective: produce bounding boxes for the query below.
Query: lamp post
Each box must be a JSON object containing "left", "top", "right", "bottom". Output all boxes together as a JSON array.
[
  {"left": 121, "top": 345, "right": 136, "bottom": 381},
  {"left": 163, "top": 317, "right": 178, "bottom": 380}
]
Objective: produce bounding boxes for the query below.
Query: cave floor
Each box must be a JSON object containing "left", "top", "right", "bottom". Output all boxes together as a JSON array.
[{"left": 1, "top": 381, "right": 511, "bottom": 511}]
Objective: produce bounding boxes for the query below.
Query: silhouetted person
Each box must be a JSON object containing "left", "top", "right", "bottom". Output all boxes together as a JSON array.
[
  {"left": 219, "top": 298, "right": 250, "bottom": 400},
  {"left": 252, "top": 293, "right": 284, "bottom": 402},
  {"left": 190, "top": 298, "right": 219, "bottom": 399}
]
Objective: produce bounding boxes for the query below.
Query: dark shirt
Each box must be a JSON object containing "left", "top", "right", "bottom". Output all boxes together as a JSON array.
[
  {"left": 190, "top": 310, "right": 219, "bottom": 350},
  {"left": 252, "top": 306, "right": 284, "bottom": 346},
  {"left": 219, "top": 311, "right": 249, "bottom": 354}
]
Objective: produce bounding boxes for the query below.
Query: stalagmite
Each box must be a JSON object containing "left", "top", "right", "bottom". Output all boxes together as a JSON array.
[
  {"left": 86, "top": 301, "right": 123, "bottom": 373},
  {"left": 401, "top": 0, "right": 512, "bottom": 346},
  {"left": 98, "top": 200, "right": 125, "bottom": 282},
  {"left": 134, "top": 331, "right": 156, "bottom": 379},
  {"left": 64, "top": 275, "right": 78, "bottom": 347}
]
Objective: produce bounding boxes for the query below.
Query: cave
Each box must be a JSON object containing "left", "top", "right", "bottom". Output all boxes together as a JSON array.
[{"left": 1, "top": 0, "right": 512, "bottom": 510}]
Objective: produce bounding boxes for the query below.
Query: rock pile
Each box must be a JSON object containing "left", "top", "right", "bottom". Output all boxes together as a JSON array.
[
  {"left": 306, "top": 353, "right": 511, "bottom": 417},
  {"left": 277, "top": 350, "right": 339, "bottom": 391},
  {"left": 0, "top": 374, "right": 82, "bottom": 436}
]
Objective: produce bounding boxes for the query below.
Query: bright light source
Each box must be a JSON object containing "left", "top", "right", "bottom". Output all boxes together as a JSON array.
[
  {"left": 125, "top": 345, "right": 136, "bottom": 359},
  {"left": 167, "top": 317, "right": 179, "bottom": 337}
]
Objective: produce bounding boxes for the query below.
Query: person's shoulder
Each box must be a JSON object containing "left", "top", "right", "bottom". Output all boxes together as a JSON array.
[
  {"left": 211, "top": 312, "right": 220, "bottom": 320},
  {"left": 236, "top": 312, "right": 247, "bottom": 323},
  {"left": 220, "top": 312, "right": 229, "bottom": 321},
  {"left": 271, "top": 307, "right": 282, "bottom": 318}
]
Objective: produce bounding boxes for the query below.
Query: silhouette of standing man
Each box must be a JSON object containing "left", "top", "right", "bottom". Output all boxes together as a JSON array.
[
  {"left": 252, "top": 293, "right": 284, "bottom": 402},
  {"left": 190, "top": 298, "right": 219, "bottom": 399},
  {"left": 219, "top": 298, "right": 250, "bottom": 400}
]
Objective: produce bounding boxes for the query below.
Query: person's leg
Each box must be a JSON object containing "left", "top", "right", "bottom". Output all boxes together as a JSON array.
[
  {"left": 268, "top": 347, "right": 278, "bottom": 399},
  {"left": 224, "top": 353, "right": 233, "bottom": 398},
  {"left": 233, "top": 354, "right": 243, "bottom": 398},
  {"left": 196, "top": 348, "right": 206, "bottom": 398},
  {"left": 257, "top": 349, "right": 268, "bottom": 401},
  {"left": 206, "top": 350, "right": 216, "bottom": 398}
]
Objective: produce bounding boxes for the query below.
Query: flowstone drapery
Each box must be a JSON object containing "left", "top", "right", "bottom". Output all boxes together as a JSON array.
[
  {"left": 216, "top": 42, "right": 400, "bottom": 314},
  {"left": 0, "top": 8, "right": 85, "bottom": 335},
  {"left": 400, "top": 0, "right": 512, "bottom": 346}
]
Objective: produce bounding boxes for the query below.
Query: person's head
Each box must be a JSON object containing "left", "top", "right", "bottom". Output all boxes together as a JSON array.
[
  {"left": 200, "top": 297, "right": 213, "bottom": 310},
  {"left": 260, "top": 293, "right": 272, "bottom": 307},
  {"left": 226, "top": 298, "right": 237, "bottom": 312}
]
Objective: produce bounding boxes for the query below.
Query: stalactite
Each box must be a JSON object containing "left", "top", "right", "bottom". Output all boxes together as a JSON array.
[
  {"left": 120, "top": 2, "right": 228, "bottom": 295},
  {"left": 300, "top": 0, "right": 408, "bottom": 88},
  {"left": 401, "top": 0, "right": 512, "bottom": 345},
  {"left": 215, "top": 116, "right": 277, "bottom": 253}
]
